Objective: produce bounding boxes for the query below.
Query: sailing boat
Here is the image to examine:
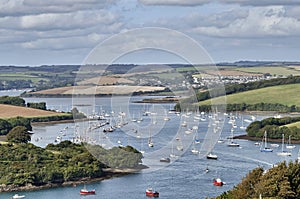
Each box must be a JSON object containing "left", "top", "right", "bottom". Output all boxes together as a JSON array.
[
  {"left": 148, "top": 130, "right": 154, "bottom": 148},
  {"left": 286, "top": 135, "right": 296, "bottom": 149},
  {"left": 170, "top": 142, "right": 177, "bottom": 158},
  {"left": 277, "top": 134, "right": 292, "bottom": 156},
  {"left": 260, "top": 131, "right": 273, "bottom": 152},
  {"left": 227, "top": 128, "right": 240, "bottom": 147},
  {"left": 191, "top": 139, "right": 199, "bottom": 154},
  {"left": 207, "top": 134, "right": 218, "bottom": 159},
  {"left": 240, "top": 115, "right": 246, "bottom": 130}
]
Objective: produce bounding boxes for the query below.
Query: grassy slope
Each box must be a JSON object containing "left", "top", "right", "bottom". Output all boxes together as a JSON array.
[
  {"left": 285, "top": 121, "right": 300, "bottom": 128},
  {"left": 199, "top": 83, "right": 300, "bottom": 107}
]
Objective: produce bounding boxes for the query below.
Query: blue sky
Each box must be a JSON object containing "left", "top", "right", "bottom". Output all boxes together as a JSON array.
[{"left": 1, "top": 0, "right": 300, "bottom": 65}]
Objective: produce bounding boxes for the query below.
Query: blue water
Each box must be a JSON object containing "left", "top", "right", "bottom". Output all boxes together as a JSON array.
[{"left": 0, "top": 95, "right": 297, "bottom": 199}]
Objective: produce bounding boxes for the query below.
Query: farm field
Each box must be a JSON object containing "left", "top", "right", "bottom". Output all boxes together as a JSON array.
[
  {"left": 0, "top": 104, "right": 69, "bottom": 119},
  {"left": 30, "top": 85, "right": 166, "bottom": 95},
  {"left": 235, "top": 66, "right": 300, "bottom": 76},
  {"left": 285, "top": 121, "right": 300, "bottom": 128},
  {"left": 198, "top": 83, "right": 300, "bottom": 107}
]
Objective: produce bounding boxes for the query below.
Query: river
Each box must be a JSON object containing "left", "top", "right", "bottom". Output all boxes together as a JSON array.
[{"left": 0, "top": 92, "right": 298, "bottom": 199}]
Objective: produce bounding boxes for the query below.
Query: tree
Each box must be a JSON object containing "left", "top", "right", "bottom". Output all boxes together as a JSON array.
[
  {"left": 0, "top": 119, "right": 12, "bottom": 135},
  {"left": 7, "top": 116, "right": 32, "bottom": 131},
  {"left": 6, "top": 126, "right": 31, "bottom": 143}
]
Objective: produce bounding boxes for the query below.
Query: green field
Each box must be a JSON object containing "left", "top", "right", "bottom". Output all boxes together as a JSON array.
[
  {"left": 199, "top": 83, "right": 300, "bottom": 107},
  {"left": 0, "top": 73, "right": 47, "bottom": 83},
  {"left": 285, "top": 121, "right": 300, "bottom": 128},
  {"left": 235, "top": 66, "right": 300, "bottom": 76}
]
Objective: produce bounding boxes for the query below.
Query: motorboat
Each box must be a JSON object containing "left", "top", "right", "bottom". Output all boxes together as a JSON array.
[
  {"left": 213, "top": 178, "right": 224, "bottom": 186},
  {"left": 207, "top": 152, "right": 218, "bottom": 160},
  {"left": 12, "top": 194, "right": 25, "bottom": 199},
  {"left": 146, "top": 188, "right": 159, "bottom": 197},
  {"left": 159, "top": 157, "right": 171, "bottom": 163},
  {"left": 80, "top": 186, "right": 96, "bottom": 195}
]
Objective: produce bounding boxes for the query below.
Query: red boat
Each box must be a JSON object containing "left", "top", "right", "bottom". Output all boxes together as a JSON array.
[
  {"left": 213, "top": 178, "right": 224, "bottom": 186},
  {"left": 146, "top": 188, "right": 159, "bottom": 197},
  {"left": 80, "top": 188, "right": 96, "bottom": 195}
]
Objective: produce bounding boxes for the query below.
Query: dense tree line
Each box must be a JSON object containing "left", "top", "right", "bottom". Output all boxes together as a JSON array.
[
  {"left": 27, "top": 102, "right": 46, "bottom": 110},
  {"left": 215, "top": 161, "right": 300, "bottom": 199},
  {"left": 0, "top": 141, "right": 143, "bottom": 187},
  {"left": 0, "top": 96, "right": 25, "bottom": 106},
  {"left": 246, "top": 117, "right": 300, "bottom": 139}
]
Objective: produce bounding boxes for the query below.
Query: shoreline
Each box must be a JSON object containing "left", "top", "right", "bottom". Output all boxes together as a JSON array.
[
  {"left": 0, "top": 166, "right": 147, "bottom": 193},
  {"left": 234, "top": 134, "right": 300, "bottom": 144}
]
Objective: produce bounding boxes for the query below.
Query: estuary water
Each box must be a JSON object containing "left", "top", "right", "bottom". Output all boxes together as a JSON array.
[{"left": 0, "top": 94, "right": 298, "bottom": 199}]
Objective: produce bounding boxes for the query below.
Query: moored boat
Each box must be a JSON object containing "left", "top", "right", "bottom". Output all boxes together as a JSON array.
[
  {"left": 213, "top": 178, "right": 224, "bottom": 186},
  {"left": 160, "top": 157, "right": 170, "bottom": 163},
  {"left": 260, "top": 131, "right": 273, "bottom": 152},
  {"left": 80, "top": 187, "right": 96, "bottom": 195},
  {"left": 228, "top": 141, "right": 240, "bottom": 147},
  {"left": 146, "top": 188, "right": 159, "bottom": 197},
  {"left": 207, "top": 152, "right": 218, "bottom": 160},
  {"left": 277, "top": 134, "right": 292, "bottom": 156},
  {"left": 12, "top": 194, "right": 25, "bottom": 199}
]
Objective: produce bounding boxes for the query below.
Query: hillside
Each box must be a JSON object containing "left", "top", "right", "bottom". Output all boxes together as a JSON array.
[
  {"left": 215, "top": 161, "right": 300, "bottom": 199},
  {"left": 198, "top": 83, "right": 300, "bottom": 107},
  {"left": 0, "top": 104, "right": 69, "bottom": 119}
]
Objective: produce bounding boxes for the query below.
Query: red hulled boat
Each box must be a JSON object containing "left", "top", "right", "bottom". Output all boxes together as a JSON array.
[
  {"left": 146, "top": 188, "right": 159, "bottom": 197},
  {"left": 80, "top": 188, "right": 96, "bottom": 195},
  {"left": 213, "top": 178, "right": 224, "bottom": 186}
]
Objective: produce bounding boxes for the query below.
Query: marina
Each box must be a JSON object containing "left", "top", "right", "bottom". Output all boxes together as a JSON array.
[{"left": 0, "top": 95, "right": 297, "bottom": 198}]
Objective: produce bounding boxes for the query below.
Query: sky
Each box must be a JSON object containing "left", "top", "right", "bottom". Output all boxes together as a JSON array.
[{"left": 1, "top": 0, "right": 300, "bottom": 66}]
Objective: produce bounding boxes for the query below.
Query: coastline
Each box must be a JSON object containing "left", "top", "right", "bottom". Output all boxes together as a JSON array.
[
  {"left": 0, "top": 166, "right": 148, "bottom": 193},
  {"left": 234, "top": 134, "right": 300, "bottom": 144}
]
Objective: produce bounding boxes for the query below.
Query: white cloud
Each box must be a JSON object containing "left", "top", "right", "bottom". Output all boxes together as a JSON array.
[
  {"left": 139, "top": 0, "right": 300, "bottom": 6},
  {"left": 0, "top": 8, "right": 123, "bottom": 50},
  {"left": 191, "top": 6, "right": 300, "bottom": 37},
  {"left": 20, "top": 33, "right": 108, "bottom": 50},
  {"left": 139, "top": 0, "right": 211, "bottom": 6},
  {"left": 0, "top": 0, "right": 115, "bottom": 17}
]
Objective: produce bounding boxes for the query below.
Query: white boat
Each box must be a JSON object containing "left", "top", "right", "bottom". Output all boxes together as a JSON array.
[
  {"left": 260, "top": 131, "right": 273, "bottom": 152},
  {"left": 191, "top": 148, "right": 199, "bottom": 154},
  {"left": 227, "top": 128, "right": 239, "bottom": 147},
  {"left": 228, "top": 142, "right": 240, "bottom": 147},
  {"left": 12, "top": 194, "right": 25, "bottom": 199},
  {"left": 240, "top": 116, "right": 246, "bottom": 129},
  {"left": 207, "top": 152, "right": 218, "bottom": 160},
  {"left": 277, "top": 134, "right": 292, "bottom": 156},
  {"left": 217, "top": 139, "right": 224, "bottom": 144},
  {"left": 170, "top": 143, "right": 178, "bottom": 158},
  {"left": 270, "top": 143, "right": 279, "bottom": 148},
  {"left": 286, "top": 135, "right": 296, "bottom": 149},
  {"left": 148, "top": 130, "right": 154, "bottom": 148},
  {"left": 298, "top": 149, "right": 300, "bottom": 161},
  {"left": 191, "top": 138, "right": 199, "bottom": 154},
  {"left": 176, "top": 144, "right": 183, "bottom": 151}
]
